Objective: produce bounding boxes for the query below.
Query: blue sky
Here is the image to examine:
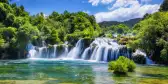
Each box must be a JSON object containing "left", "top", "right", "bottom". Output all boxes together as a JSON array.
[{"left": 11, "top": 0, "right": 163, "bottom": 22}]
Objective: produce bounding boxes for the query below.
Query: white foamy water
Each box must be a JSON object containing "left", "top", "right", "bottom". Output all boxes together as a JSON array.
[{"left": 28, "top": 38, "right": 131, "bottom": 62}]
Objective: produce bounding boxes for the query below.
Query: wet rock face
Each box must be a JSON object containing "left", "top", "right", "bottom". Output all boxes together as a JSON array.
[
  {"left": 132, "top": 50, "right": 146, "bottom": 64},
  {"left": 82, "top": 38, "right": 94, "bottom": 48},
  {"left": 132, "top": 54, "right": 146, "bottom": 64}
]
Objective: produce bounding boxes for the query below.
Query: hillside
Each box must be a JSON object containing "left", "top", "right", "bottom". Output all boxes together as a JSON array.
[{"left": 99, "top": 18, "right": 142, "bottom": 28}]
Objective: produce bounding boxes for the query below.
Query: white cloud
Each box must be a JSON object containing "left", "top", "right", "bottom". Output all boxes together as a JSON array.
[
  {"left": 88, "top": 0, "right": 100, "bottom": 6},
  {"left": 101, "top": 0, "right": 114, "bottom": 4},
  {"left": 109, "top": 0, "right": 140, "bottom": 10},
  {"left": 83, "top": 10, "right": 91, "bottom": 14},
  {"left": 88, "top": 0, "right": 114, "bottom": 6},
  {"left": 95, "top": 4, "right": 160, "bottom": 22},
  {"left": 92, "top": 0, "right": 160, "bottom": 22}
]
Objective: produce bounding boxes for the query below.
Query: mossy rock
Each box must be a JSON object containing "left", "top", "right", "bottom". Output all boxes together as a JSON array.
[
  {"left": 67, "top": 44, "right": 73, "bottom": 51},
  {"left": 83, "top": 38, "right": 94, "bottom": 48},
  {"left": 56, "top": 44, "right": 65, "bottom": 56},
  {"left": 132, "top": 54, "right": 146, "bottom": 64}
]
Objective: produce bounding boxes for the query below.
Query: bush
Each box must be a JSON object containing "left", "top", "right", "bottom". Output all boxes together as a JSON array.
[
  {"left": 127, "top": 60, "right": 136, "bottom": 72},
  {"left": 108, "top": 56, "right": 136, "bottom": 74},
  {"left": 160, "top": 48, "right": 168, "bottom": 64}
]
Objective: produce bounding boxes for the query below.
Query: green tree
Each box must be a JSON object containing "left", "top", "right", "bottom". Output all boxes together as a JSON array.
[
  {"left": 4, "top": 13, "right": 15, "bottom": 26},
  {"left": 160, "top": 0, "right": 168, "bottom": 11},
  {"left": 131, "top": 12, "right": 168, "bottom": 64},
  {"left": 46, "top": 30, "right": 61, "bottom": 45},
  {"left": 0, "top": 3, "right": 7, "bottom": 21},
  {"left": 0, "top": 0, "right": 9, "bottom": 4},
  {"left": 0, "top": 1, "right": 101, "bottom": 59},
  {"left": 17, "top": 23, "right": 39, "bottom": 58}
]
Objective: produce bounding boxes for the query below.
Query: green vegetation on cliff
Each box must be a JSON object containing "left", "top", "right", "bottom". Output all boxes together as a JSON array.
[
  {"left": 0, "top": 0, "right": 101, "bottom": 59},
  {"left": 129, "top": 0, "right": 168, "bottom": 64}
]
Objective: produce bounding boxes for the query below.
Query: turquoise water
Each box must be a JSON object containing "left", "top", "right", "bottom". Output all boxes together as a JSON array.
[{"left": 0, "top": 59, "right": 168, "bottom": 84}]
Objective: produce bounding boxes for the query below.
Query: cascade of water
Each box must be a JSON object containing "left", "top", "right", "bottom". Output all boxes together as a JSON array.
[
  {"left": 38, "top": 47, "right": 46, "bottom": 58},
  {"left": 67, "top": 39, "right": 84, "bottom": 59},
  {"left": 26, "top": 43, "right": 37, "bottom": 58},
  {"left": 95, "top": 47, "right": 105, "bottom": 61},
  {"left": 103, "top": 47, "right": 109, "bottom": 62},
  {"left": 90, "top": 46, "right": 99, "bottom": 60},
  {"left": 42, "top": 41, "right": 46, "bottom": 47},
  {"left": 53, "top": 45, "right": 57, "bottom": 58},
  {"left": 28, "top": 46, "right": 37, "bottom": 58},
  {"left": 81, "top": 47, "right": 90, "bottom": 59},
  {"left": 89, "top": 38, "right": 127, "bottom": 61},
  {"left": 28, "top": 38, "right": 131, "bottom": 62},
  {"left": 110, "top": 49, "right": 115, "bottom": 60},
  {"left": 59, "top": 45, "right": 69, "bottom": 58},
  {"left": 64, "top": 46, "right": 69, "bottom": 57}
]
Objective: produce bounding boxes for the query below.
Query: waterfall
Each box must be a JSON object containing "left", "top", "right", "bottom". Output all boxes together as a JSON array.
[
  {"left": 27, "top": 38, "right": 131, "bottom": 62},
  {"left": 27, "top": 43, "right": 37, "bottom": 58},
  {"left": 81, "top": 47, "right": 90, "bottom": 60},
  {"left": 95, "top": 47, "right": 105, "bottom": 61},
  {"left": 103, "top": 47, "right": 109, "bottom": 62},
  {"left": 67, "top": 39, "right": 84, "bottom": 59},
  {"left": 53, "top": 45, "right": 57, "bottom": 58},
  {"left": 59, "top": 45, "right": 69, "bottom": 58},
  {"left": 90, "top": 46, "right": 99, "bottom": 60},
  {"left": 38, "top": 47, "right": 45, "bottom": 58},
  {"left": 28, "top": 46, "right": 36, "bottom": 58}
]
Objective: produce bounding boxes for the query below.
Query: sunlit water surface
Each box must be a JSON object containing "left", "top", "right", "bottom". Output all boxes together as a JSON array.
[{"left": 0, "top": 59, "right": 167, "bottom": 84}]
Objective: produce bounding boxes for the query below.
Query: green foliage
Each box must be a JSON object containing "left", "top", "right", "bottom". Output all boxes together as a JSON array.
[
  {"left": 105, "top": 33, "right": 113, "bottom": 38},
  {"left": 159, "top": 0, "right": 168, "bottom": 11},
  {"left": 17, "top": 23, "right": 39, "bottom": 47},
  {"left": 0, "top": 27, "right": 16, "bottom": 41},
  {"left": 0, "top": 38, "right": 5, "bottom": 47},
  {"left": 118, "top": 36, "right": 135, "bottom": 45},
  {"left": 0, "top": 2, "right": 101, "bottom": 59},
  {"left": 46, "top": 30, "right": 61, "bottom": 45},
  {"left": 108, "top": 56, "right": 136, "bottom": 74},
  {"left": 112, "top": 24, "right": 130, "bottom": 34},
  {"left": 131, "top": 12, "right": 168, "bottom": 64},
  {"left": 4, "top": 13, "right": 15, "bottom": 26},
  {"left": 0, "top": 3, "right": 7, "bottom": 21},
  {"left": 0, "top": 0, "right": 9, "bottom": 4},
  {"left": 160, "top": 49, "right": 168, "bottom": 61},
  {"left": 127, "top": 60, "right": 136, "bottom": 72},
  {"left": 102, "top": 24, "right": 130, "bottom": 37},
  {"left": 99, "top": 18, "right": 141, "bottom": 28},
  {"left": 13, "top": 17, "right": 28, "bottom": 28}
]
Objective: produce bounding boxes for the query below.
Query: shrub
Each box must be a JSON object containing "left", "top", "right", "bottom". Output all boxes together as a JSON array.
[
  {"left": 127, "top": 60, "right": 136, "bottom": 72},
  {"left": 108, "top": 56, "right": 136, "bottom": 74}
]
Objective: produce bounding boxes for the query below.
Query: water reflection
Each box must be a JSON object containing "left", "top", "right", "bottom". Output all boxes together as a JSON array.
[{"left": 0, "top": 60, "right": 167, "bottom": 84}]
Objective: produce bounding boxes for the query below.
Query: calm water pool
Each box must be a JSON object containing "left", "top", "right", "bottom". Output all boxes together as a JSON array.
[{"left": 0, "top": 59, "right": 167, "bottom": 84}]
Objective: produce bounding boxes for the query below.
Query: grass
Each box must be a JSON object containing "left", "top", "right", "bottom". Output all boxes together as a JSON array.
[{"left": 138, "top": 78, "right": 168, "bottom": 84}]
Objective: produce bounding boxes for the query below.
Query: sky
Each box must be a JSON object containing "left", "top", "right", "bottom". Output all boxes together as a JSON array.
[{"left": 11, "top": 0, "right": 163, "bottom": 22}]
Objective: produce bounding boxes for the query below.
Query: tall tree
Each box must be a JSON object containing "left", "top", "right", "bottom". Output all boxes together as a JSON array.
[
  {"left": 0, "top": 0, "right": 9, "bottom": 4},
  {"left": 160, "top": 0, "right": 168, "bottom": 11}
]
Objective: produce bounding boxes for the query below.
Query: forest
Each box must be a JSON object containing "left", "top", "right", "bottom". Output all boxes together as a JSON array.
[
  {"left": 0, "top": 0, "right": 168, "bottom": 65},
  {"left": 0, "top": 0, "right": 101, "bottom": 59}
]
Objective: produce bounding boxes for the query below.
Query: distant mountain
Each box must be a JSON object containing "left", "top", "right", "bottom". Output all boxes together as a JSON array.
[{"left": 99, "top": 18, "right": 142, "bottom": 28}]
